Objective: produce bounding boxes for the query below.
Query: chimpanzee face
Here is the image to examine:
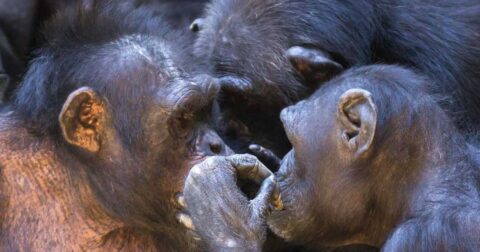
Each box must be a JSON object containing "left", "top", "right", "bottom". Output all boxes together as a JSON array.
[
  {"left": 268, "top": 84, "right": 378, "bottom": 246},
  {"left": 57, "top": 40, "right": 231, "bottom": 229}
]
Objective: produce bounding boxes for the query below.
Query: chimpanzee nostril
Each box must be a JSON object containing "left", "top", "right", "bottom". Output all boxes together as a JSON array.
[
  {"left": 190, "top": 18, "right": 205, "bottom": 32},
  {"left": 209, "top": 142, "right": 223, "bottom": 154}
]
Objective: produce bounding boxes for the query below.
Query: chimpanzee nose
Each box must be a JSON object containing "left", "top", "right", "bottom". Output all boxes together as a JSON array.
[
  {"left": 209, "top": 141, "right": 223, "bottom": 154},
  {"left": 190, "top": 18, "right": 205, "bottom": 32},
  {"left": 198, "top": 129, "right": 233, "bottom": 156}
]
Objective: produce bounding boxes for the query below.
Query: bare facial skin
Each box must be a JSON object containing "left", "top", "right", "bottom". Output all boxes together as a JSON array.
[{"left": 0, "top": 2, "right": 231, "bottom": 251}]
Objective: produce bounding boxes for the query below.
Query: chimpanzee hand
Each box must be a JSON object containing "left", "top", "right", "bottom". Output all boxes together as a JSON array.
[{"left": 178, "top": 154, "right": 282, "bottom": 252}]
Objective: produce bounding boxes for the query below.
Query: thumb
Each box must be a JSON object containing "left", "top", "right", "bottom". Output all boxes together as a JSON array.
[{"left": 250, "top": 175, "right": 278, "bottom": 220}]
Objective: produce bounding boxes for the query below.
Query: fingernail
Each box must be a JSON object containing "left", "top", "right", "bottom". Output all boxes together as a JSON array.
[
  {"left": 249, "top": 144, "right": 260, "bottom": 151},
  {"left": 271, "top": 177, "right": 284, "bottom": 210}
]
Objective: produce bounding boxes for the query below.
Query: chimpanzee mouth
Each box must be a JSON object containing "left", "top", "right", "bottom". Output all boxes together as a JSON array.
[
  {"left": 189, "top": 153, "right": 209, "bottom": 166},
  {"left": 275, "top": 150, "right": 295, "bottom": 182}
]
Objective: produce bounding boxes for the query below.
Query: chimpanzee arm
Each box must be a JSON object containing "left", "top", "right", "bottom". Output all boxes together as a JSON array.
[
  {"left": 382, "top": 211, "right": 480, "bottom": 252},
  {"left": 181, "top": 154, "right": 281, "bottom": 252}
]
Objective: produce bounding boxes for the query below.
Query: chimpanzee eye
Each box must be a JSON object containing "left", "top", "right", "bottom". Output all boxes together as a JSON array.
[{"left": 167, "top": 109, "right": 194, "bottom": 139}]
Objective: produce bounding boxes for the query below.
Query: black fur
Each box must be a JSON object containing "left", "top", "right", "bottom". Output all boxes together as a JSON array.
[
  {"left": 1, "top": 0, "right": 208, "bottom": 102},
  {"left": 4, "top": 2, "right": 228, "bottom": 250},
  {"left": 14, "top": 0, "right": 195, "bottom": 137},
  {"left": 195, "top": 0, "right": 480, "bottom": 156}
]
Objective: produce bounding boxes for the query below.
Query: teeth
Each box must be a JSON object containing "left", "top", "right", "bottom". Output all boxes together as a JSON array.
[
  {"left": 175, "top": 193, "right": 187, "bottom": 208},
  {"left": 271, "top": 178, "right": 284, "bottom": 211}
]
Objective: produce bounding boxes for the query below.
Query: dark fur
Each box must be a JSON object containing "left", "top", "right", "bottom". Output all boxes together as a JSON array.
[
  {"left": 0, "top": 0, "right": 209, "bottom": 101},
  {"left": 1, "top": 2, "right": 228, "bottom": 251},
  {"left": 268, "top": 65, "right": 480, "bottom": 251},
  {"left": 140, "top": 0, "right": 209, "bottom": 29},
  {"left": 14, "top": 0, "right": 203, "bottom": 135},
  {"left": 0, "top": 0, "right": 38, "bottom": 101},
  {"left": 194, "top": 0, "right": 480, "bottom": 156}
]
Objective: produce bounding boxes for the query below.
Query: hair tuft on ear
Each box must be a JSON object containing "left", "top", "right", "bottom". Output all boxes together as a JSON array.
[
  {"left": 337, "top": 88, "right": 377, "bottom": 158},
  {"left": 59, "top": 87, "right": 107, "bottom": 153}
]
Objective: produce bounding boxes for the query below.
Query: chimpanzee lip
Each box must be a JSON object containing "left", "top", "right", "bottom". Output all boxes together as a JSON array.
[{"left": 189, "top": 153, "right": 209, "bottom": 166}]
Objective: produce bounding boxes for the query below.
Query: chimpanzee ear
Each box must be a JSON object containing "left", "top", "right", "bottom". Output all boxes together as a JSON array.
[
  {"left": 59, "top": 87, "right": 108, "bottom": 153},
  {"left": 287, "top": 46, "right": 343, "bottom": 87},
  {"left": 337, "top": 88, "right": 377, "bottom": 158}
]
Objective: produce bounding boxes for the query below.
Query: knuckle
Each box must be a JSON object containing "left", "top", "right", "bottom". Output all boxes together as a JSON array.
[
  {"left": 246, "top": 153, "right": 260, "bottom": 162},
  {"left": 204, "top": 156, "right": 222, "bottom": 166},
  {"left": 189, "top": 166, "right": 205, "bottom": 181},
  {"left": 236, "top": 153, "right": 257, "bottom": 162},
  {"left": 242, "top": 153, "right": 256, "bottom": 159}
]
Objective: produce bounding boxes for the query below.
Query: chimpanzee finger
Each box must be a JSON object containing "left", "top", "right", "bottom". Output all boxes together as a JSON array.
[
  {"left": 227, "top": 154, "right": 273, "bottom": 184},
  {"left": 258, "top": 175, "right": 283, "bottom": 211},
  {"left": 218, "top": 76, "right": 254, "bottom": 95},
  {"left": 250, "top": 175, "right": 281, "bottom": 219},
  {"left": 249, "top": 144, "right": 281, "bottom": 170}
]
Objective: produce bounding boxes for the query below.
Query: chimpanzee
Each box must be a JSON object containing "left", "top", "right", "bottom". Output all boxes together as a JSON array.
[
  {"left": 193, "top": 0, "right": 480, "bottom": 158},
  {"left": 0, "top": 0, "right": 209, "bottom": 102},
  {"left": 36, "top": 0, "right": 209, "bottom": 31},
  {"left": 142, "top": 0, "right": 209, "bottom": 30},
  {"left": 0, "top": 2, "right": 231, "bottom": 251},
  {"left": 181, "top": 65, "right": 480, "bottom": 251}
]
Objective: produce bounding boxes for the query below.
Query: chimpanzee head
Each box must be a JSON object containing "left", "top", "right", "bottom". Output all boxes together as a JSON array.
[
  {"left": 268, "top": 65, "right": 438, "bottom": 247},
  {"left": 192, "top": 0, "right": 379, "bottom": 155},
  {"left": 13, "top": 2, "right": 230, "bottom": 235}
]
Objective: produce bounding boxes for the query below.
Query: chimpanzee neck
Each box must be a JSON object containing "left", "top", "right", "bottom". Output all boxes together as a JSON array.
[
  {"left": 403, "top": 124, "right": 478, "bottom": 224},
  {"left": 0, "top": 117, "right": 165, "bottom": 250}
]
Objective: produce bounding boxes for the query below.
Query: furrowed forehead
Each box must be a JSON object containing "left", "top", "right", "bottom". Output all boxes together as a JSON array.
[{"left": 108, "top": 34, "right": 183, "bottom": 82}]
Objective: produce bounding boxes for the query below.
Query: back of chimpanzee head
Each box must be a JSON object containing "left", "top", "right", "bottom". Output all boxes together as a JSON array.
[
  {"left": 193, "top": 0, "right": 380, "bottom": 156},
  {"left": 194, "top": 0, "right": 379, "bottom": 102},
  {"left": 10, "top": 1, "right": 228, "bottom": 239},
  {"left": 299, "top": 65, "right": 457, "bottom": 169},
  {"left": 13, "top": 0, "right": 195, "bottom": 142},
  {"left": 271, "top": 65, "right": 463, "bottom": 245}
]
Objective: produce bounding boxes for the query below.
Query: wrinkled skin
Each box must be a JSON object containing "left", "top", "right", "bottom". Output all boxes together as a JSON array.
[
  {"left": 0, "top": 2, "right": 231, "bottom": 251},
  {"left": 268, "top": 65, "right": 480, "bottom": 250},
  {"left": 182, "top": 154, "right": 279, "bottom": 251}
]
